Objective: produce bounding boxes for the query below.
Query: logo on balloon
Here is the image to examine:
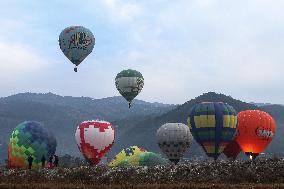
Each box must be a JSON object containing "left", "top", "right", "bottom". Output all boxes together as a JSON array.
[
  {"left": 69, "top": 32, "right": 93, "bottom": 50},
  {"left": 255, "top": 127, "right": 274, "bottom": 139}
]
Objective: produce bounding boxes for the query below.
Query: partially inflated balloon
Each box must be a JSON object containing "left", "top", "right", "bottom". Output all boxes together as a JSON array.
[
  {"left": 156, "top": 123, "right": 192, "bottom": 164},
  {"left": 115, "top": 69, "right": 144, "bottom": 108},
  {"left": 8, "top": 121, "right": 57, "bottom": 169},
  {"left": 188, "top": 102, "right": 237, "bottom": 160},
  {"left": 127, "top": 152, "right": 169, "bottom": 166},
  {"left": 59, "top": 26, "right": 95, "bottom": 72},
  {"left": 223, "top": 140, "right": 241, "bottom": 160},
  {"left": 75, "top": 120, "right": 115, "bottom": 165},
  {"left": 236, "top": 110, "right": 276, "bottom": 159},
  {"left": 108, "top": 146, "right": 146, "bottom": 167}
]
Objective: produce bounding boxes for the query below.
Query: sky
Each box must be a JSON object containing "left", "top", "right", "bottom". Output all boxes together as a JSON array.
[{"left": 0, "top": 0, "right": 284, "bottom": 104}]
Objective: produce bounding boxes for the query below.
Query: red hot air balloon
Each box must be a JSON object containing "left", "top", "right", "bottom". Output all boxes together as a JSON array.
[
  {"left": 223, "top": 140, "right": 241, "bottom": 160},
  {"left": 236, "top": 110, "right": 276, "bottom": 160},
  {"left": 75, "top": 120, "right": 115, "bottom": 165}
]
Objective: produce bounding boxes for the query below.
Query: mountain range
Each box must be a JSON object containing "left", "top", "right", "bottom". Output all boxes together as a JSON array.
[{"left": 0, "top": 92, "right": 283, "bottom": 163}]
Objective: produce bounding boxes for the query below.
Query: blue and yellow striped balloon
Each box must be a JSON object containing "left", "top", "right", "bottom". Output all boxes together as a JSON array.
[{"left": 187, "top": 102, "right": 237, "bottom": 160}]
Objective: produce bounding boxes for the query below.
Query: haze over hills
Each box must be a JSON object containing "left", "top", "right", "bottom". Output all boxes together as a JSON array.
[
  {"left": 0, "top": 92, "right": 283, "bottom": 163},
  {"left": 115, "top": 92, "right": 284, "bottom": 158},
  {"left": 0, "top": 92, "right": 175, "bottom": 162},
  {"left": 0, "top": 92, "right": 174, "bottom": 121}
]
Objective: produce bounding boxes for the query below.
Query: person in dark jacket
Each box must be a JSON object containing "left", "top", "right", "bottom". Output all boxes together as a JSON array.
[
  {"left": 48, "top": 155, "right": 53, "bottom": 168},
  {"left": 41, "top": 155, "right": 46, "bottom": 168},
  {"left": 27, "top": 155, "right": 33, "bottom": 169},
  {"left": 54, "top": 155, "right": 59, "bottom": 167}
]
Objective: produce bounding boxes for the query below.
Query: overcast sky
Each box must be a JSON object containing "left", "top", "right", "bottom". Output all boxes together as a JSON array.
[{"left": 0, "top": 0, "right": 283, "bottom": 104}]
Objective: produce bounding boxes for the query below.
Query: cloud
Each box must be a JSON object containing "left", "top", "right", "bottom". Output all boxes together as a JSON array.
[
  {"left": 94, "top": 0, "right": 143, "bottom": 23},
  {"left": 0, "top": 42, "right": 49, "bottom": 76},
  {"left": 0, "top": 1, "right": 283, "bottom": 104},
  {"left": 85, "top": 0, "right": 284, "bottom": 104},
  {"left": 0, "top": 41, "right": 52, "bottom": 97}
]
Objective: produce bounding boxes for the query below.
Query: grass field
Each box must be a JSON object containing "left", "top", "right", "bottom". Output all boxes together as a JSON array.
[
  {"left": 1, "top": 159, "right": 284, "bottom": 188},
  {"left": 0, "top": 183, "right": 284, "bottom": 189}
]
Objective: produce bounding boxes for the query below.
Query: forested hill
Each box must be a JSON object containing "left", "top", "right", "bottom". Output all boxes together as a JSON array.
[
  {"left": 0, "top": 92, "right": 283, "bottom": 163},
  {"left": 114, "top": 92, "right": 284, "bottom": 158},
  {"left": 0, "top": 92, "right": 175, "bottom": 162}
]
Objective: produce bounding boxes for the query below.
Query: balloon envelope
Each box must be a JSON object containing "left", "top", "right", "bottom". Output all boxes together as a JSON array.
[
  {"left": 59, "top": 26, "right": 95, "bottom": 67},
  {"left": 156, "top": 123, "right": 192, "bottom": 164},
  {"left": 126, "top": 152, "right": 169, "bottom": 166},
  {"left": 115, "top": 69, "right": 144, "bottom": 107},
  {"left": 75, "top": 120, "right": 115, "bottom": 165},
  {"left": 8, "top": 121, "right": 57, "bottom": 169},
  {"left": 223, "top": 140, "right": 241, "bottom": 160},
  {"left": 188, "top": 102, "right": 237, "bottom": 160},
  {"left": 236, "top": 110, "right": 276, "bottom": 157},
  {"left": 108, "top": 146, "right": 146, "bottom": 167}
]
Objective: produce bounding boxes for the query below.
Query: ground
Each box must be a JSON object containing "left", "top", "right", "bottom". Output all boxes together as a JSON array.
[{"left": 0, "top": 158, "right": 284, "bottom": 189}]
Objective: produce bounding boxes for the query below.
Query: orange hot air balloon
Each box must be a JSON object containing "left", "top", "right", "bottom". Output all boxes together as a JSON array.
[{"left": 236, "top": 110, "right": 276, "bottom": 160}]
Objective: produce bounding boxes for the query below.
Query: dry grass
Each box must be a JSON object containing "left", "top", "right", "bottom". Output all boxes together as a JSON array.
[
  {"left": 0, "top": 183, "right": 284, "bottom": 189},
  {"left": 1, "top": 159, "right": 284, "bottom": 188}
]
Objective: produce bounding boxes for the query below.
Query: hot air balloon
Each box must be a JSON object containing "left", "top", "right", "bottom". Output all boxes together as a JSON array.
[
  {"left": 75, "top": 120, "right": 115, "bottom": 166},
  {"left": 127, "top": 151, "right": 169, "bottom": 166},
  {"left": 8, "top": 121, "right": 57, "bottom": 169},
  {"left": 108, "top": 146, "right": 145, "bottom": 167},
  {"left": 59, "top": 26, "right": 95, "bottom": 72},
  {"left": 187, "top": 102, "right": 237, "bottom": 160},
  {"left": 223, "top": 140, "right": 241, "bottom": 160},
  {"left": 156, "top": 123, "right": 192, "bottom": 164},
  {"left": 115, "top": 69, "right": 144, "bottom": 108},
  {"left": 236, "top": 110, "right": 276, "bottom": 160}
]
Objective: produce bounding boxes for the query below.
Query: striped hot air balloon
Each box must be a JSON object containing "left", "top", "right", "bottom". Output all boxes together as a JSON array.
[{"left": 187, "top": 102, "right": 237, "bottom": 160}]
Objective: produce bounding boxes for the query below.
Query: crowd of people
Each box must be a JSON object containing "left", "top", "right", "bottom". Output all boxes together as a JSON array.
[{"left": 27, "top": 154, "right": 59, "bottom": 169}]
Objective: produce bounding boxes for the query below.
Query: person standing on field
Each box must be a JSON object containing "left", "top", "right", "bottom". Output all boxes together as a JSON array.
[
  {"left": 27, "top": 155, "right": 33, "bottom": 169},
  {"left": 41, "top": 155, "right": 46, "bottom": 168},
  {"left": 48, "top": 155, "right": 53, "bottom": 168},
  {"left": 54, "top": 155, "right": 59, "bottom": 167}
]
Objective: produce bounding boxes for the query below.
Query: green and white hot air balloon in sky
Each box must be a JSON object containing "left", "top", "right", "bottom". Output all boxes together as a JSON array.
[{"left": 115, "top": 69, "right": 144, "bottom": 108}]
